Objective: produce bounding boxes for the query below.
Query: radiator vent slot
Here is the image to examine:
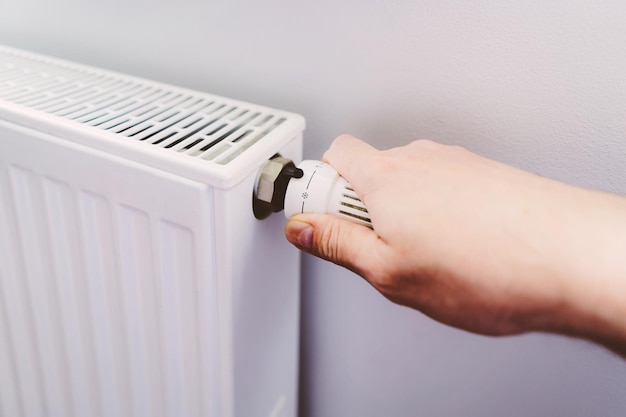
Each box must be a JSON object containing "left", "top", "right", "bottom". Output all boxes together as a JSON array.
[{"left": 0, "top": 47, "right": 295, "bottom": 166}]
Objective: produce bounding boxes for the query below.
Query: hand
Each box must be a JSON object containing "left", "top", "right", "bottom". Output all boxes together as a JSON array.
[{"left": 285, "top": 135, "right": 626, "bottom": 356}]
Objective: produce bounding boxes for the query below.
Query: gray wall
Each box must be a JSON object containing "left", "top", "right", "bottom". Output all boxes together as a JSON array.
[{"left": 2, "top": 1, "right": 626, "bottom": 416}]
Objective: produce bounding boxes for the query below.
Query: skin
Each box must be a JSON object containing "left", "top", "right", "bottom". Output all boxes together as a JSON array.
[{"left": 285, "top": 134, "right": 626, "bottom": 358}]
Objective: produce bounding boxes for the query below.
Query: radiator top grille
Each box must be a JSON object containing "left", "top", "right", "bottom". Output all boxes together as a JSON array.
[{"left": 0, "top": 46, "right": 303, "bottom": 183}]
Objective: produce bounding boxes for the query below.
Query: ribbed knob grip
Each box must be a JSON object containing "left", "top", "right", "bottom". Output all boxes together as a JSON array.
[{"left": 284, "top": 160, "right": 372, "bottom": 228}]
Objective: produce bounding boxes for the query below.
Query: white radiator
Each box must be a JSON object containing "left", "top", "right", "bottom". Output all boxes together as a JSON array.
[{"left": 0, "top": 46, "right": 304, "bottom": 417}]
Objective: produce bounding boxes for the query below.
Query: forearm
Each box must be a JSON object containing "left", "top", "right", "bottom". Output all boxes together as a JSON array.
[{"left": 544, "top": 186, "right": 626, "bottom": 356}]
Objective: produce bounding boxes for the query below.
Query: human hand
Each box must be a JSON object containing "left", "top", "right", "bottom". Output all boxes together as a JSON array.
[{"left": 285, "top": 135, "right": 626, "bottom": 354}]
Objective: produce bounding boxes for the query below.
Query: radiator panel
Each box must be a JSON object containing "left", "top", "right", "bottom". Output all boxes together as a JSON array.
[
  {"left": 0, "top": 44, "right": 302, "bottom": 417},
  {"left": 0, "top": 120, "right": 222, "bottom": 417}
]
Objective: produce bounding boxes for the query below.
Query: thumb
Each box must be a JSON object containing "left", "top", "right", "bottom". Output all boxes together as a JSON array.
[{"left": 285, "top": 213, "right": 386, "bottom": 279}]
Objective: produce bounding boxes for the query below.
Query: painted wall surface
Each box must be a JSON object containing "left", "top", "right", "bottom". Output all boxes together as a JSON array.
[{"left": 2, "top": 1, "right": 626, "bottom": 416}]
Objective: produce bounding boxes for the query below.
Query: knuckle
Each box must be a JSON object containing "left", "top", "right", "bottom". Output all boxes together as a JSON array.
[
  {"left": 334, "top": 133, "right": 356, "bottom": 143},
  {"left": 448, "top": 144, "right": 469, "bottom": 154},
  {"left": 324, "top": 134, "right": 356, "bottom": 165},
  {"left": 410, "top": 139, "right": 440, "bottom": 150},
  {"left": 411, "top": 139, "right": 468, "bottom": 155}
]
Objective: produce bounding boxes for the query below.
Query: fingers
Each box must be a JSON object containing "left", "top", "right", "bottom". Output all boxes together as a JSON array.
[
  {"left": 323, "top": 134, "right": 380, "bottom": 194},
  {"left": 285, "top": 213, "right": 387, "bottom": 280},
  {"left": 285, "top": 135, "right": 389, "bottom": 281}
]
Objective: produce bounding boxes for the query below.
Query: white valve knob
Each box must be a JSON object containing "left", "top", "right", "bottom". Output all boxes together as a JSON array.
[{"left": 284, "top": 160, "right": 372, "bottom": 228}]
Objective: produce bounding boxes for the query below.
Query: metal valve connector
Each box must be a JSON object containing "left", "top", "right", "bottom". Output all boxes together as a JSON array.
[{"left": 253, "top": 155, "right": 303, "bottom": 219}]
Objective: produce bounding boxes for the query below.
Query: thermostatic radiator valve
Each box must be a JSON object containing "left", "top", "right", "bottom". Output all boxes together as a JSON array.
[{"left": 254, "top": 156, "right": 372, "bottom": 228}]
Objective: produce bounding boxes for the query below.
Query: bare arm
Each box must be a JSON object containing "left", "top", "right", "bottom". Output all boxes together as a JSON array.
[{"left": 285, "top": 134, "right": 626, "bottom": 357}]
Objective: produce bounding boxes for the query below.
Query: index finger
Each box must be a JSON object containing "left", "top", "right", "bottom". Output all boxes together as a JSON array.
[{"left": 323, "top": 134, "right": 380, "bottom": 196}]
